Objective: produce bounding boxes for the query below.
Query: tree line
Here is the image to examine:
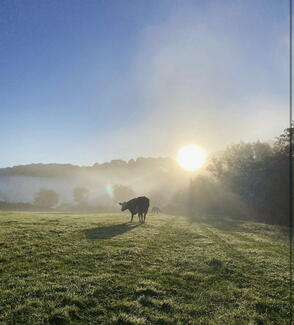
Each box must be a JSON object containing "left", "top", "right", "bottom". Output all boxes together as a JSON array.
[
  {"left": 0, "top": 157, "right": 177, "bottom": 178},
  {"left": 167, "top": 125, "right": 292, "bottom": 226}
]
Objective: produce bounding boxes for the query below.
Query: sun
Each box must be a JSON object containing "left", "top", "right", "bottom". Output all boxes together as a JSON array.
[{"left": 177, "top": 144, "right": 206, "bottom": 171}]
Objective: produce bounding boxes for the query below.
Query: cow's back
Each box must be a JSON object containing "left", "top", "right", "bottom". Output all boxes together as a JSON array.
[{"left": 128, "top": 196, "right": 149, "bottom": 214}]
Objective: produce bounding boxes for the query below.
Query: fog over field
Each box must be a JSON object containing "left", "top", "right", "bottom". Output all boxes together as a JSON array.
[
  {"left": 0, "top": 176, "right": 99, "bottom": 204},
  {"left": 0, "top": 158, "right": 188, "bottom": 205}
]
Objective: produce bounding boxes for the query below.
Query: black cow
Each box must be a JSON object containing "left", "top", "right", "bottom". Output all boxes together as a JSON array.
[{"left": 119, "top": 196, "right": 150, "bottom": 223}]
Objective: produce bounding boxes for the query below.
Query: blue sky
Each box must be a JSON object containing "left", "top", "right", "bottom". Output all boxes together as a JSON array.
[{"left": 0, "top": 0, "right": 289, "bottom": 167}]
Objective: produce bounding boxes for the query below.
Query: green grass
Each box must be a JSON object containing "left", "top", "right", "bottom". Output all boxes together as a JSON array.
[{"left": 0, "top": 211, "right": 291, "bottom": 324}]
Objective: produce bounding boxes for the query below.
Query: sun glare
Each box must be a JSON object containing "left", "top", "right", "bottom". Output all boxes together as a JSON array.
[{"left": 177, "top": 144, "right": 206, "bottom": 171}]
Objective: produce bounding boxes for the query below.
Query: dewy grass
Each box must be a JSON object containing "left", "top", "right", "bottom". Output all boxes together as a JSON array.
[{"left": 0, "top": 211, "right": 290, "bottom": 324}]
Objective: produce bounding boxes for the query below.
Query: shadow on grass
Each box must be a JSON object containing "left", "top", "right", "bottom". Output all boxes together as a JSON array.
[
  {"left": 83, "top": 223, "right": 140, "bottom": 240},
  {"left": 195, "top": 215, "right": 246, "bottom": 232},
  {"left": 195, "top": 215, "right": 288, "bottom": 237}
]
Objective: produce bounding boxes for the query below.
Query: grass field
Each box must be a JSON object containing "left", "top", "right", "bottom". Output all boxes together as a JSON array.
[{"left": 0, "top": 211, "right": 291, "bottom": 324}]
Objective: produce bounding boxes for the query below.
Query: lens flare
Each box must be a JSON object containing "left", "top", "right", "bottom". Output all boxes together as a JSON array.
[
  {"left": 177, "top": 144, "right": 206, "bottom": 171},
  {"left": 106, "top": 186, "right": 113, "bottom": 194}
]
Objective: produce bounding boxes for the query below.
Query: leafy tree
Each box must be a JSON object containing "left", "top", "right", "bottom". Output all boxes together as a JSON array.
[
  {"left": 112, "top": 184, "right": 135, "bottom": 204},
  {"left": 149, "top": 189, "right": 165, "bottom": 208},
  {"left": 73, "top": 187, "right": 89, "bottom": 204},
  {"left": 34, "top": 188, "right": 59, "bottom": 208},
  {"left": 274, "top": 121, "right": 294, "bottom": 156},
  {"left": 206, "top": 126, "right": 293, "bottom": 225}
]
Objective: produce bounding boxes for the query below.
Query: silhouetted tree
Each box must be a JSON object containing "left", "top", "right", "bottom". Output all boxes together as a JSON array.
[
  {"left": 34, "top": 188, "right": 59, "bottom": 208},
  {"left": 206, "top": 125, "right": 293, "bottom": 225},
  {"left": 149, "top": 189, "right": 165, "bottom": 207},
  {"left": 73, "top": 187, "right": 89, "bottom": 204},
  {"left": 112, "top": 184, "right": 135, "bottom": 204},
  {"left": 274, "top": 121, "right": 294, "bottom": 156}
]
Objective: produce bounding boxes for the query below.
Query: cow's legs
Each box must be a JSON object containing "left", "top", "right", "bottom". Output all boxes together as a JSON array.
[
  {"left": 130, "top": 213, "right": 134, "bottom": 222},
  {"left": 143, "top": 212, "right": 146, "bottom": 223}
]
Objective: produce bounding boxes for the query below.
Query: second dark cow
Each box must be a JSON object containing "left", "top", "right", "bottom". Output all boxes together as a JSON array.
[
  {"left": 119, "top": 196, "right": 150, "bottom": 223},
  {"left": 151, "top": 206, "right": 161, "bottom": 214}
]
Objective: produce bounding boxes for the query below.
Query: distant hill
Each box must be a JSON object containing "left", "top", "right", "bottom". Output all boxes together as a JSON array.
[{"left": 0, "top": 157, "right": 179, "bottom": 178}]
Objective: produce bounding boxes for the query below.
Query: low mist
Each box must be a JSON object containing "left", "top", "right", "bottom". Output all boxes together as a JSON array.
[
  {"left": 0, "top": 158, "right": 189, "bottom": 209},
  {"left": 0, "top": 124, "right": 291, "bottom": 227}
]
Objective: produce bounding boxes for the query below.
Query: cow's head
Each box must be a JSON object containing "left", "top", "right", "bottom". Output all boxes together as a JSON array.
[{"left": 119, "top": 201, "right": 128, "bottom": 211}]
